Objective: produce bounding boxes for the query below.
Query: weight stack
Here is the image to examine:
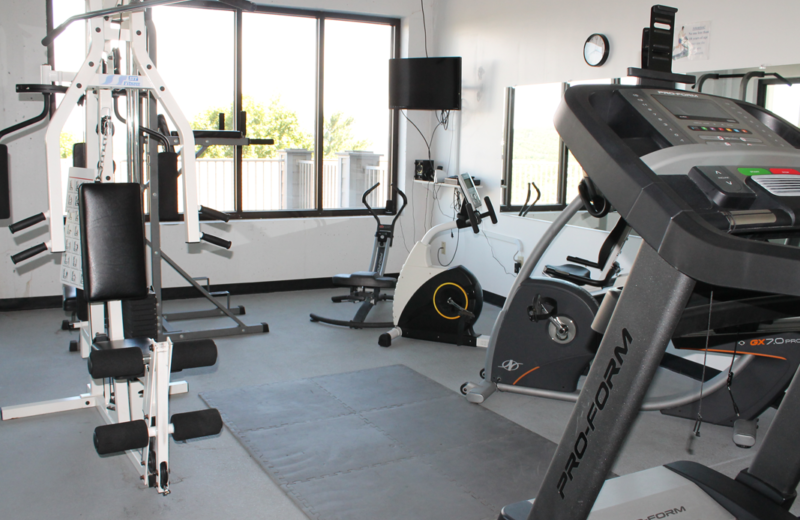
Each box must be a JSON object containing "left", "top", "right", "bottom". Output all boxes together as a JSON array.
[{"left": 122, "top": 292, "right": 158, "bottom": 339}]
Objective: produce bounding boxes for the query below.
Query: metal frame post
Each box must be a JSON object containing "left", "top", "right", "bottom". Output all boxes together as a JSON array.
[{"left": 528, "top": 243, "right": 696, "bottom": 520}]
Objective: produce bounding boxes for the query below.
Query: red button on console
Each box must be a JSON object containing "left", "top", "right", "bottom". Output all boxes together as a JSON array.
[{"left": 769, "top": 168, "right": 800, "bottom": 175}]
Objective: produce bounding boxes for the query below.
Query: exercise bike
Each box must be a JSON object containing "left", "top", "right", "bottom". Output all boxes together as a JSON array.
[
  {"left": 464, "top": 182, "right": 800, "bottom": 442},
  {"left": 379, "top": 173, "right": 497, "bottom": 348},
  {"left": 310, "top": 183, "right": 407, "bottom": 328}
]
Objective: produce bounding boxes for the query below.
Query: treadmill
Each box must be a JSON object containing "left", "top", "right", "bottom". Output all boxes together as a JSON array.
[{"left": 501, "top": 7, "right": 800, "bottom": 520}]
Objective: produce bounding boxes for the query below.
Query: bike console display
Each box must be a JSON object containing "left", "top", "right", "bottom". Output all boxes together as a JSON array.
[
  {"left": 556, "top": 84, "right": 800, "bottom": 296},
  {"left": 457, "top": 172, "right": 483, "bottom": 210}
]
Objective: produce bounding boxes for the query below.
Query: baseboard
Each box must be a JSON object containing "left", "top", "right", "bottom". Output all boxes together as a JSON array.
[
  {"left": 483, "top": 290, "right": 506, "bottom": 307},
  {"left": 0, "top": 295, "right": 63, "bottom": 312},
  {"left": 0, "top": 273, "right": 402, "bottom": 312}
]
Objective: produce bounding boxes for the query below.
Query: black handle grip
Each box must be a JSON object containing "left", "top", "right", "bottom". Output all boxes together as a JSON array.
[
  {"left": 247, "top": 138, "right": 275, "bottom": 145},
  {"left": 200, "top": 233, "right": 231, "bottom": 250},
  {"left": 199, "top": 205, "right": 231, "bottom": 222},
  {"left": 11, "top": 242, "right": 48, "bottom": 264},
  {"left": 465, "top": 203, "right": 480, "bottom": 234},
  {"left": 9, "top": 213, "right": 46, "bottom": 234},
  {"left": 482, "top": 196, "right": 498, "bottom": 224}
]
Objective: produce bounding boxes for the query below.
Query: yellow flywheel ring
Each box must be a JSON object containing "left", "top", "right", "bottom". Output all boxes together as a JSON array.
[{"left": 433, "top": 282, "right": 469, "bottom": 320}]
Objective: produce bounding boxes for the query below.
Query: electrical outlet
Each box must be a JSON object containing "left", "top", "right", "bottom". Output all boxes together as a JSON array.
[{"left": 441, "top": 241, "right": 446, "bottom": 255}]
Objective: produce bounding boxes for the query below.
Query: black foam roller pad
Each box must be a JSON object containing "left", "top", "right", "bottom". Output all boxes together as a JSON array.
[
  {"left": 94, "top": 420, "right": 149, "bottom": 455},
  {"left": 0, "top": 144, "right": 9, "bottom": 219},
  {"left": 171, "top": 339, "right": 218, "bottom": 372},
  {"left": 171, "top": 408, "right": 223, "bottom": 441},
  {"left": 158, "top": 152, "right": 180, "bottom": 222},
  {"left": 72, "top": 143, "right": 86, "bottom": 168},
  {"left": 88, "top": 347, "right": 144, "bottom": 379}
]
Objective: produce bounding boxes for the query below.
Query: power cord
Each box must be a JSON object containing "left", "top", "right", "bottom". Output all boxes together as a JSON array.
[
  {"left": 687, "top": 290, "right": 714, "bottom": 454},
  {"left": 482, "top": 229, "right": 514, "bottom": 277}
]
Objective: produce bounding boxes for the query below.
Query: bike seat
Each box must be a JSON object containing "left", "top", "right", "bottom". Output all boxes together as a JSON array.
[{"left": 544, "top": 263, "right": 592, "bottom": 280}]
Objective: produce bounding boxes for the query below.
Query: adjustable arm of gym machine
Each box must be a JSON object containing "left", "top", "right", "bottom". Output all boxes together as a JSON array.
[
  {"left": 388, "top": 186, "right": 408, "bottom": 246},
  {"left": 361, "top": 182, "right": 382, "bottom": 226},
  {"left": 0, "top": 85, "right": 65, "bottom": 141}
]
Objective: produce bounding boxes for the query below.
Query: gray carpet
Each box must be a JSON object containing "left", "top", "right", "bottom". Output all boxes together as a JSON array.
[{"left": 200, "top": 364, "right": 557, "bottom": 520}]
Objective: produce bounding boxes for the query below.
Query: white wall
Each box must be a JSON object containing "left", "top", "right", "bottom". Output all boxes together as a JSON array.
[
  {"left": 6, "top": 0, "right": 800, "bottom": 301},
  {"left": 0, "top": 0, "right": 435, "bottom": 300},
  {"left": 424, "top": 0, "right": 800, "bottom": 297}
]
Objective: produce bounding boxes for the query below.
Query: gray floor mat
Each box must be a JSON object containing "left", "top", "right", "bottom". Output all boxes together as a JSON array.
[{"left": 201, "top": 364, "right": 556, "bottom": 520}]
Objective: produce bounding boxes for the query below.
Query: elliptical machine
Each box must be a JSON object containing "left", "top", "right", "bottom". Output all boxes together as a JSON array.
[
  {"left": 379, "top": 173, "right": 497, "bottom": 347},
  {"left": 310, "top": 183, "right": 407, "bottom": 328}
]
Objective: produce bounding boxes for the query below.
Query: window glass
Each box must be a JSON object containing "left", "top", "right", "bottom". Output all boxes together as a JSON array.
[
  {"left": 52, "top": 0, "right": 87, "bottom": 203},
  {"left": 242, "top": 13, "right": 316, "bottom": 211},
  {"left": 322, "top": 20, "right": 393, "bottom": 209},
  {"left": 764, "top": 82, "right": 800, "bottom": 127},
  {"left": 152, "top": 6, "right": 235, "bottom": 212},
  {"left": 510, "top": 83, "right": 563, "bottom": 205}
]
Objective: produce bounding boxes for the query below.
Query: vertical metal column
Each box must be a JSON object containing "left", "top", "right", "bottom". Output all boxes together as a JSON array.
[
  {"left": 127, "top": 35, "right": 140, "bottom": 184},
  {"left": 314, "top": 18, "right": 325, "bottom": 211},
  {"left": 234, "top": 9, "right": 243, "bottom": 213},
  {"left": 529, "top": 243, "right": 696, "bottom": 520},
  {"left": 145, "top": 8, "right": 164, "bottom": 341},
  {"left": 502, "top": 86, "right": 515, "bottom": 207}
]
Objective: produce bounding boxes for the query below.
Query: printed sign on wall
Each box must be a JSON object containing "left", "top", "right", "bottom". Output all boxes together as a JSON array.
[{"left": 673, "top": 22, "right": 712, "bottom": 61}]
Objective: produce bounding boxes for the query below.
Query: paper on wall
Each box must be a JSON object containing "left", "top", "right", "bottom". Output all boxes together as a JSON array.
[{"left": 673, "top": 22, "right": 712, "bottom": 61}]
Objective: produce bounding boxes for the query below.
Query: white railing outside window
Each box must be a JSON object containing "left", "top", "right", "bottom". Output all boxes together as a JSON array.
[{"left": 94, "top": 155, "right": 392, "bottom": 214}]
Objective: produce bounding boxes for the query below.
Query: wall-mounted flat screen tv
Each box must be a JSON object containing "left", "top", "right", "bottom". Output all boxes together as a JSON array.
[{"left": 389, "top": 57, "right": 462, "bottom": 110}]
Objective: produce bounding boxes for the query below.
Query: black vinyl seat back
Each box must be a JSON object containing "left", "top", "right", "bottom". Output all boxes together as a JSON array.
[
  {"left": 544, "top": 217, "right": 630, "bottom": 287},
  {"left": 79, "top": 183, "right": 148, "bottom": 302},
  {"left": 566, "top": 217, "right": 630, "bottom": 270}
]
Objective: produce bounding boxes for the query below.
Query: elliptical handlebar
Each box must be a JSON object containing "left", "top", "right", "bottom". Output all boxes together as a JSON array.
[
  {"left": 361, "top": 182, "right": 382, "bottom": 226},
  {"left": 391, "top": 186, "right": 408, "bottom": 227}
]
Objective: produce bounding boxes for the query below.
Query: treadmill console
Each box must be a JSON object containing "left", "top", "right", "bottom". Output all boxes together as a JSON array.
[
  {"left": 587, "top": 87, "right": 800, "bottom": 233},
  {"left": 556, "top": 83, "right": 800, "bottom": 296},
  {"left": 619, "top": 89, "right": 793, "bottom": 149}
]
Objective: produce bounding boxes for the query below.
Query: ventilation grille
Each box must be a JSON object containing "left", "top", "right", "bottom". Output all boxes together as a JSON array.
[{"left": 752, "top": 175, "right": 800, "bottom": 196}]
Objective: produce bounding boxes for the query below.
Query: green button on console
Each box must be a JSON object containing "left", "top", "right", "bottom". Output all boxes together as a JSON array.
[{"left": 738, "top": 167, "right": 771, "bottom": 176}]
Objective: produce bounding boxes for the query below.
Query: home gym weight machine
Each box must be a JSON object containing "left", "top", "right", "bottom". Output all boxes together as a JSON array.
[
  {"left": 9, "top": 0, "right": 269, "bottom": 345},
  {"left": 1, "top": 0, "right": 252, "bottom": 492}
]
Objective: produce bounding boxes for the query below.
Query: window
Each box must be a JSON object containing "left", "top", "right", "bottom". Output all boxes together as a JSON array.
[
  {"left": 504, "top": 83, "right": 564, "bottom": 208},
  {"left": 757, "top": 77, "right": 800, "bottom": 126},
  {"left": 47, "top": 1, "right": 400, "bottom": 218},
  {"left": 153, "top": 6, "right": 236, "bottom": 212},
  {"left": 502, "top": 78, "right": 616, "bottom": 212}
]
